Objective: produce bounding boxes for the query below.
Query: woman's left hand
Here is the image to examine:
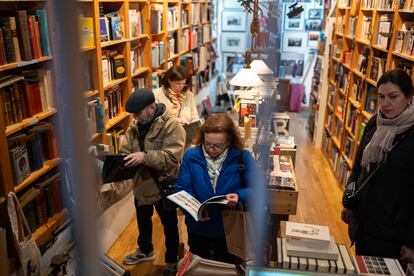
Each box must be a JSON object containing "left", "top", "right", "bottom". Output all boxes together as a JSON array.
[{"left": 226, "top": 193, "right": 239, "bottom": 207}]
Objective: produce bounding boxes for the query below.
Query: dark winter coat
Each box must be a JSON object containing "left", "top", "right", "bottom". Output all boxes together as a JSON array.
[{"left": 346, "top": 114, "right": 414, "bottom": 254}]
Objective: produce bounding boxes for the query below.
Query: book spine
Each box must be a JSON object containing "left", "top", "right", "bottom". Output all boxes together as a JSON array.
[
  {"left": 0, "top": 29, "right": 7, "bottom": 65},
  {"left": 27, "top": 16, "right": 38, "bottom": 59},
  {"left": 44, "top": 185, "right": 55, "bottom": 218},
  {"left": 9, "top": 17, "right": 21, "bottom": 62},
  {"left": 1, "top": 17, "right": 16, "bottom": 63},
  {"left": 35, "top": 10, "right": 51, "bottom": 56}
]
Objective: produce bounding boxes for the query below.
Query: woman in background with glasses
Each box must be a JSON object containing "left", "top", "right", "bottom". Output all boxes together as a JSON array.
[
  {"left": 175, "top": 114, "right": 263, "bottom": 263},
  {"left": 154, "top": 65, "right": 199, "bottom": 126}
]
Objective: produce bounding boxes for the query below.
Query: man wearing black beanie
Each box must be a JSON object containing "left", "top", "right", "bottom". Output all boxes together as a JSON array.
[{"left": 120, "top": 88, "right": 186, "bottom": 276}]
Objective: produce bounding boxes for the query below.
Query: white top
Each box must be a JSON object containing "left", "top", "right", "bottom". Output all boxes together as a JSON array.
[{"left": 153, "top": 87, "right": 199, "bottom": 123}]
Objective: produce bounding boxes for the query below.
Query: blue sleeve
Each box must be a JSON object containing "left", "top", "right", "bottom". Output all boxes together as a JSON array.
[
  {"left": 176, "top": 151, "right": 195, "bottom": 197},
  {"left": 235, "top": 150, "right": 266, "bottom": 204}
]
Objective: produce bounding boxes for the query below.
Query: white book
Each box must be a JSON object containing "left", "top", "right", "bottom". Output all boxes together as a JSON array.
[
  {"left": 281, "top": 238, "right": 290, "bottom": 269},
  {"left": 338, "top": 244, "right": 355, "bottom": 275},
  {"left": 276, "top": 237, "right": 282, "bottom": 268},
  {"left": 286, "top": 235, "right": 339, "bottom": 260},
  {"left": 316, "top": 258, "right": 330, "bottom": 273},
  {"left": 298, "top": 257, "right": 307, "bottom": 270},
  {"left": 307, "top": 257, "right": 317, "bottom": 271},
  {"left": 329, "top": 259, "right": 337, "bottom": 273},
  {"left": 285, "top": 221, "right": 331, "bottom": 247},
  {"left": 290, "top": 255, "right": 299, "bottom": 270},
  {"left": 167, "top": 191, "right": 228, "bottom": 221}
]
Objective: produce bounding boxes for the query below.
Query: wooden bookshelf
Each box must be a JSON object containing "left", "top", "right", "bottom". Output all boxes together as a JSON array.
[{"left": 320, "top": 0, "right": 414, "bottom": 187}]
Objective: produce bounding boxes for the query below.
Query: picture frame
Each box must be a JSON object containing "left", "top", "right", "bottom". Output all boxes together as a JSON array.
[
  {"left": 222, "top": 53, "right": 245, "bottom": 75},
  {"left": 224, "top": 0, "right": 243, "bottom": 9},
  {"left": 222, "top": 11, "right": 247, "bottom": 32},
  {"left": 308, "top": 31, "right": 320, "bottom": 48},
  {"left": 282, "top": 31, "right": 307, "bottom": 53},
  {"left": 284, "top": 3, "right": 305, "bottom": 31},
  {"left": 281, "top": 53, "right": 305, "bottom": 78},
  {"left": 305, "top": 19, "right": 322, "bottom": 31},
  {"left": 221, "top": 32, "right": 247, "bottom": 52},
  {"left": 308, "top": 8, "right": 323, "bottom": 19}
]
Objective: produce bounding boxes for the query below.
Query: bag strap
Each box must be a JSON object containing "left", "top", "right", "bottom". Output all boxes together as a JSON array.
[{"left": 7, "top": 192, "right": 32, "bottom": 244}]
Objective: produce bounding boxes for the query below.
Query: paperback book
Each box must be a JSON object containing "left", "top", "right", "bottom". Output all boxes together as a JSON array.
[
  {"left": 167, "top": 190, "right": 228, "bottom": 221},
  {"left": 285, "top": 221, "right": 331, "bottom": 246}
]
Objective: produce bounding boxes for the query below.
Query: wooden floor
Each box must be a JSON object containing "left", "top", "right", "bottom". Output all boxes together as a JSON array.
[{"left": 107, "top": 112, "right": 353, "bottom": 275}]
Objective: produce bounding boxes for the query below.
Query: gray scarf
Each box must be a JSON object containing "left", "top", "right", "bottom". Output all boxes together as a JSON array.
[
  {"left": 203, "top": 147, "right": 229, "bottom": 193},
  {"left": 361, "top": 102, "right": 414, "bottom": 169}
]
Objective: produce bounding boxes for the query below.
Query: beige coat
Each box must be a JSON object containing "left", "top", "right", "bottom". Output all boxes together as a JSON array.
[
  {"left": 154, "top": 87, "right": 199, "bottom": 123},
  {"left": 120, "top": 106, "right": 186, "bottom": 206}
]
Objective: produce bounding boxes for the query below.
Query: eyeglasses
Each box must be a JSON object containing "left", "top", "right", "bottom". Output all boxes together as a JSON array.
[
  {"left": 171, "top": 81, "right": 188, "bottom": 88},
  {"left": 203, "top": 142, "right": 228, "bottom": 150}
]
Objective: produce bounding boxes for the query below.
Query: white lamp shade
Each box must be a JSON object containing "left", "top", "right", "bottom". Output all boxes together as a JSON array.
[
  {"left": 229, "top": 68, "right": 263, "bottom": 87},
  {"left": 250, "top": 59, "right": 273, "bottom": 75}
]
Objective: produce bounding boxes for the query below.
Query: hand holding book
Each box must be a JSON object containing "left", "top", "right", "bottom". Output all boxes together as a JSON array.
[{"left": 123, "top": 151, "right": 144, "bottom": 167}]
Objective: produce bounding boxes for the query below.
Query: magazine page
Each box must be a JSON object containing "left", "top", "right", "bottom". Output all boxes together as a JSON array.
[
  {"left": 167, "top": 191, "right": 202, "bottom": 221},
  {"left": 197, "top": 195, "right": 228, "bottom": 221}
]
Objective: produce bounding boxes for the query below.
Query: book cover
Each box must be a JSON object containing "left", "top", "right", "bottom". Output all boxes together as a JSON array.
[
  {"left": 112, "top": 54, "right": 126, "bottom": 79},
  {"left": 99, "top": 17, "right": 109, "bottom": 42},
  {"left": 167, "top": 190, "right": 228, "bottom": 221},
  {"left": 286, "top": 235, "right": 339, "bottom": 260},
  {"left": 9, "top": 143, "right": 31, "bottom": 185},
  {"left": 100, "top": 153, "right": 140, "bottom": 183},
  {"left": 285, "top": 221, "right": 331, "bottom": 244},
  {"left": 183, "top": 119, "right": 203, "bottom": 144},
  {"left": 353, "top": 255, "right": 404, "bottom": 276},
  {"left": 79, "top": 16, "right": 94, "bottom": 48},
  {"left": 15, "top": 10, "right": 32, "bottom": 61}
]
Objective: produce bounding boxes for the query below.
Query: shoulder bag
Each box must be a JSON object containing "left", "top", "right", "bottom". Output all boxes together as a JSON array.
[{"left": 7, "top": 192, "right": 41, "bottom": 276}]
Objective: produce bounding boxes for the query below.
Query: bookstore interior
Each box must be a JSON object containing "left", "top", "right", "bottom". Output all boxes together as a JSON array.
[{"left": 0, "top": 0, "right": 414, "bottom": 275}]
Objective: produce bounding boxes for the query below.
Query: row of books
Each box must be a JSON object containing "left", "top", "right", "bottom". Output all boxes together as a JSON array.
[
  {"left": 376, "top": 14, "right": 393, "bottom": 49},
  {"left": 105, "top": 127, "right": 125, "bottom": 154},
  {"left": 8, "top": 121, "right": 58, "bottom": 185},
  {"left": 18, "top": 171, "right": 64, "bottom": 233},
  {"left": 99, "top": 9, "right": 123, "bottom": 43},
  {"left": 103, "top": 84, "right": 122, "bottom": 122},
  {"left": 360, "top": 16, "right": 372, "bottom": 42},
  {"left": 167, "top": 33, "right": 178, "bottom": 59},
  {"left": 349, "top": 78, "right": 364, "bottom": 102},
  {"left": 85, "top": 97, "right": 104, "bottom": 139},
  {"left": 132, "top": 76, "right": 147, "bottom": 91},
  {"left": 343, "top": 134, "right": 355, "bottom": 160},
  {"left": 167, "top": 6, "right": 179, "bottom": 31},
  {"left": 129, "top": 9, "right": 144, "bottom": 38},
  {"left": 130, "top": 42, "right": 144, "bottom": 74},
  {"left": 151, "top": 4, "right": 163, "bottom": 35},
  {"left": 0, "top": 10, "right": 50, "bottom": 64},
  {"left": 102, "top": 50, "right": 126, "bottom": 87},
  {"left": 346, "top": 106, "right": 359, "bottom": 136},
  {"left": 369, "top": 56, "right": 386, "bottom": 82},
  {"left": 151, "top": 41, "right": 165, "bottom": 69},
  {"left": 394, "top": 21, "right": 414, "bottom": 56},
  {"left": 0, "top": 70, "right": 54, "bottom": 127}
]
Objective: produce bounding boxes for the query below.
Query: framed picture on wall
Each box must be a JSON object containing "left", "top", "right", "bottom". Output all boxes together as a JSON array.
[
  {"left": 305, "top": 19, "right": 322, "bottom": 31},
  {"left": 221, "top": 32, "right": 246, "bottom": 52},
  {"left": 281, "top": 53, "right": 305, "bottom": 78},
  {"left": 308, "top": 8, "right": 323, "bottom": 19},
  {"left": 222, "top": 11, "right": 246, "bottom": 32},
  {"left": 223, "top": 53, "right": 245, "bottom": 74},
  {"left": 282, "top": 31, "right": 307, "bottom": 53},
  {"left": 308, "top": 31, "right": 320, "bottom": 48},
  {"left": 284, "top": 4, "right": 305, "bottom": 31},
  {"left": 224, "top": 0, "right": 242, "bottom": 9}
]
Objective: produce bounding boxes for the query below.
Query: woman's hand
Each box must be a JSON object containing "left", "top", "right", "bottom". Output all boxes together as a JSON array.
[
  {"left": 400, "top": 245, "right": 414, "bottom": 262},
  {"left": 341, "top": 208, "right": 352, "bottom": 224},
  {"left": 177, "top": 117, "right": 189, "bottom": 125},
  {"left": 226, "top": 193, "right": 239, "bottom": 208}
]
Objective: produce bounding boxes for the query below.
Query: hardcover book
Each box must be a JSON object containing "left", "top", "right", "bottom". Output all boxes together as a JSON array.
[
  {"left": 167, "top": 190, "right": 228, "bottom": 221},
  {"left": 285, "top": 235, "right": 339, "bottom": 260},
  {"left": 285, "top": 221, "right": 331, "bottom": 245},
  {"left": 9, "top": 143, "right": 31, "bottom": 185},
  {"left": 353, "top": 255, "right": 405, "bottom": 276},
  {"left": 100, "top": 153, "right": 140, "bottom": 183}
]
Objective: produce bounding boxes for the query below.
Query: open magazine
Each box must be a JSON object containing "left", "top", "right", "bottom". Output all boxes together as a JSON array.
[{"left": 167, "top": 190, "right": 228, "bottom": 221}]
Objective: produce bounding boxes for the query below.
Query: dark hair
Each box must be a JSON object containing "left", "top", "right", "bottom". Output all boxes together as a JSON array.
[
  {"left": 161, "top": 65, "right": 190, "bottom": 92},
  {"left": 377, "top": 69, "right": 414, "bottom": 97},
  {"left": 193, "top": 114, "right": 244, "bottom": 151}
]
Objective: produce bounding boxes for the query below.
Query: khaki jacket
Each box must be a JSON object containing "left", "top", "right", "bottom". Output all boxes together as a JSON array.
[
  {"left": 120, "top": 106, "right": 186, "bottom": 206},
  {"left": 154, "top": 87, "right": 199, "bottom": 123}
]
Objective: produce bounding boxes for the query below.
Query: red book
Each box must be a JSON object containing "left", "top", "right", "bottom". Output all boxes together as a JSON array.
[
  {"left": 20, "top": 82, "right": 35, "bottom": 117},
  {"left": 51, "top": 179, "right": 62, "bottom": 213},
  {"left": 33, "top": 19, "right": 42, "bottom": 58},
  {"left": 27, "top": 16, "right": 38, "bottom": 59}
]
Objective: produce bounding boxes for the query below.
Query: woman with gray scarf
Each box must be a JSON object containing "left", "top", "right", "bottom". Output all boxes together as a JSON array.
[{"left": 341, "top": 69, "right": 414, "bottom": 264}]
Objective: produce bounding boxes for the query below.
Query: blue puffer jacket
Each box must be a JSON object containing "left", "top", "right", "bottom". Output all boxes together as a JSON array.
[{"left": 176, "top": 145, "right": 264, "bottom": 237}]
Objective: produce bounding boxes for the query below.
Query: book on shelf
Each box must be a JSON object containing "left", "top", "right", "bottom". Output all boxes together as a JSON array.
[
  {"left": 353, "top": 255, "right": 405, "bottom": 276},
  {"left": 107, "top": 11, "right": 123, "bottom": 41},
  {"left": 167, "top": 190, "right": 228, "bottom": 222},
  {"left": 167, "top": 6, "right": 179, "bottom": 31},
  {"left": 129, "top": 9, "right": 143, "bottom": 38},
  {"left": 151, "top": 4, "right": 163, "bottom": 34},
  {"left": 99, "top": 17, "right": 109, "bottom": 42},
  {"left": 376, "top": 14, "right": 393, "bottom": 49},
  {"left": 79, "top": 16, "right": 94, "bottom": 48},
  {"left": 369, "top": 56, "right": 386, "bottom": 82},
  {"left": 99, "top": 153, "right": 140, "bottom": 183},
  {"left": 9, "top": 143, "right": 31, "bottom": 185},
  {"left": 365, "top": 85, "right": 378, "bottom": 114}
]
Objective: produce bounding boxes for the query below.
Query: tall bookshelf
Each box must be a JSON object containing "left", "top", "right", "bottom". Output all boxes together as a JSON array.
[
  {"left": 320, "top": 0, "right": 414, "bottom": 186},
  {"left": 0, "top": 0, "right": 218, "bottom": 271}
]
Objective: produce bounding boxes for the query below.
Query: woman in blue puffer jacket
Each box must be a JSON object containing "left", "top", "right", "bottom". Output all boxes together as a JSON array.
[{"left": 176, "top": 113, "right": 265, "bottom": 263}]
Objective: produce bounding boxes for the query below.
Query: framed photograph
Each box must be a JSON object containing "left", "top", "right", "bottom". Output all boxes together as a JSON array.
[
  {"left": 224, "top": 0, "right": 242, "bottom": 9},
  {"left": 281, "top": 53, "right": 305, "bottom": 78},
  {"left": 308, "top": 8, "right": 323, "bottom": 19},
  {"left": 222, "top": 11, "right": 246, "bottom": 32},
  {"left": 223, "top": 53, "right": 245, "bottom": 75},
  {"left": 283, "top": 31, "right": 307, "bottom": 53},
  {"left": 221, "top": 32, "right": 246, "bottom": 52},
  {"left": 305, "top": 19, "right": 322, "bottom": 31},
  {"left": 308, "top": 31, "right": 320, "bottom": 48},
  {"left": 284, "top": 4, "right": 305, "bottom": 31}
]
